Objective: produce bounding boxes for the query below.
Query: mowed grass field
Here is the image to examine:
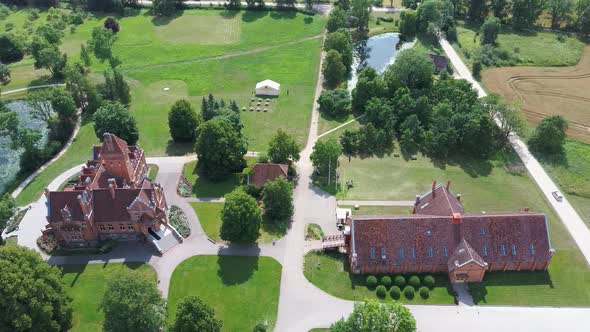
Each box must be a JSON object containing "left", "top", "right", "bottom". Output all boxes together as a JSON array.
[
  {"left": 60, "top": 263, "right": 156, "bottom": 332},
  {"left": 482, "top": 47, "right": 590, "bottom": 143},
  {"left": 453, "top": 21, "right": 585, "bottom": 68},
  {"left": 167, "top": 255, "right": 281, "bottom": 332}
]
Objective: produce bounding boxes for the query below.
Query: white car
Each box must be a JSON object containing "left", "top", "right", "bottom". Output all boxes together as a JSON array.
[{"left": 552, "top": 191, "right": 564, "bottom": 202}]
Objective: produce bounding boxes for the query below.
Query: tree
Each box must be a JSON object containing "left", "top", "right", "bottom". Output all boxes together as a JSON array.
[
  {"left": 194, "top": 117, "right": 247, "bottom": 181},
  {"left": 468, "top": 0, "right": 488, "bottom": 22},
  {"left": 480, "top": 16, "right": 501, "bottom": 45},
  {"left": 0, "top": 62, "right": 10, "bottom": 84},
  {"left": 268, "top": 128, "right": 301, "bottom": 163},
  {"left": 399, "top": 114, "right": 424, "bottom": 156},
  {"left": 351, "top": 0, "right": 371, "bottom": 31},
  {"left": 220, "top": 189, "right": 262, "bottom": 242},
  {"left": 317, "top": 88, "right": 351, "bottom": 116},
  {"left": 262, "top": 176, "right": 294, "bottom": 221},
  {"left": 31, "top": 39, "right": 67, "bottom": 79},
  {"left": 28, "top": 89, "right": 54, "bottom": 123},
  {"left": 100, "top": 269, "right": 166, "bottom": 332},
  {"left": 325, "top": 29, "right": 353, "bottom": 73},
  {"left": 94, "top": 101, "right": 139, "bottom": 145},
  {"left": 36, "top": 24, "right": 64, "bottom": 45},
  {"left": 399, "top": 9, "right": 418, "bottom": 36},
  {"left": 490, "top": 0, "right": 509, "bottom": 19},
  {"left": 580, "top": 5, "right": 590, "bottom": 34},
  {"left": 170, "top": 296, "right": 222, "bottom": 332},
  {"left": 384, "top": 49, "right": 433, "bottom": 93},
  {"left": 152, "top": 0, "right": 179, "bottom": 16},
  {"left": 547, "top": 0, "right": 573, "bottom": 29},
  {"left": 104, "top": 17, "right": 120, "bottom": 33},
  {"left": 323, "top": 50, "right": 347, "bottom": 88},
  {"left": 528, "top": 115, "right": 569, "bottom": 154},
  {"left": 327, "top": 7, "right": 348, "bottom": 32},
  {"left": 310, "top": 138, "right": 342, "bottom": 176},
  {"left": 0, "top": 245, "right": 73, "bottom": 331},
  {"left": 0, "top": 33, "right": 25, "bottom": 63},
  {"left": 89, "top": 26, "right": 118, "bottom": 67},
  {"left": 402, "top": 0, "right": 419, "bottom": 9},
  {"left": 80, "top": 43, "right": 92, "bottom": 67},
  {"left": 100, "top": 69, "right": 131, "bottom": 106},
  {"left": 50, "top": 88, "right": 77, "bottom": 120},
  {"left": 228, "top": 0, "right": 241, "bottom": 8},
  {"left": 340, "top": 129, "right": 361, "bottom": 157},
  {"left": 511, "top": 0, "right": 545, "bottom": 30},
  {"left": 168, "top": 99, "right": 200, "bottom": 142},
  {"left": 330, "top": 299, "right": 416, "bottom": 332},
  {"left": 351, "top": 67, "right": 387, "bottom": 112},
  {"left": 0, "top": 194, "right": 15, "bottom": 231},
  {"left": 64, "top": 63, "right": 101, "bottom": 114},
  {"left": 481, "top": 94, "right": 524, "bottom": 142},
  {"left": 417, "top": 0, "right": 441, "bottom": 32}
]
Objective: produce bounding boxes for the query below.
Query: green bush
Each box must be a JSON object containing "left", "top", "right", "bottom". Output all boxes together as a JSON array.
[
  {"left": 390, "top": 286, "right": 401, "bottom": 300},
  {"left": 423, "top": 275, "right": 435, "bottom": 289},
  {"left": 408, "top": 275, "right": 421, "bottom": 289},
  {"left": 419, "top": 286, "right": 430, "bottom": 299},
  {"left": 366, "top": 275, "right": 378, "bottom": 289},
  {"left": 394, "top": 275, "right": 406, "bottom": 288},
  {"left": 403, "top": 286, "right": 415, "bottom": 299},
  {"left": 376, "top": 285, "right": 387, "bottom": 298},
  {"left": 381, "top": 276, "right": 392, "bottom": 288},
  {"left": 168, "top": 205, "right": 191, "bottom": 238}
]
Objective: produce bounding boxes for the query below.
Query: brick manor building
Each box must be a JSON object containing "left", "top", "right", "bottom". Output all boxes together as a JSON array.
[
  {"left": 42, "top": 133, "right": 181, "bottom": 253},
  {"left": 344, "top": 181, "right": 555, "bottom": 283}
]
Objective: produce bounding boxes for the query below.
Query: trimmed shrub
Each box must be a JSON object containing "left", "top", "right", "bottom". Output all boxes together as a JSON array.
[
  {"left": 381, "top": 276, "right": 392, "bottom": 288},
  {"left": 376, "top": 285, "right": 387, "bottom": 298},
  {"left": 366, "top": 275, "right": 378, "bottom": 289},
  {"left": 390, "top": 286, "right": 401, "bottom": 300},
  {"left": 168, "top": 205, "right": 191, "bottom": 238},
  {"left": 394, "top": 275, "right": 406, "bottom": 288},
  {"left": 423, "top": 275, "right": 435, "bottom": 289},
  {"left": 419, "top": 286, "right": 430, "bottom": 299},
  {"left": 408, "top": 275, "right": 421, "bottom": 289},
  {"left": 403, "top": 285, "right": 415, "bottom": 299}
]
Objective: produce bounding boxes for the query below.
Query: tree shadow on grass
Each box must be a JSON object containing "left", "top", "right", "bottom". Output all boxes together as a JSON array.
[
  {"left": 242, "top": 10, "right": 269, "bottom": 23},
  {"left": 304, "top": 16, "right": 314, "bottom": 24},
  {"left": 429, "top": 154, "right": 494, "bottom": 178},
  {"left": 261, "top": 215, "right": 290, "bottom": 240},
  {"left": 270, "top": 10, "right": 297, "bottom": 20},
  {"left": 469, "top": 270, "right": 553, "bottom": 304},
  {"left": 151, "top": 11, "right": 185, "bottom": 26},
  {"left": 217, "top": 246, "right": 260, "bottom": 285},
  {"left": 165, "top": 140, "right": 194, "bottom": 156},
  {"left": 219, "top": 10, "right": 239, "bottom": 19}
]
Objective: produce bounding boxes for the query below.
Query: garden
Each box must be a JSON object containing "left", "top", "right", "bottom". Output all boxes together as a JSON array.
[
  {"left": 304, "top": 251, "right": 456, "bottom": 304},
  {"left": 167, "top": 255, "right": 281, "bottom": 332}
]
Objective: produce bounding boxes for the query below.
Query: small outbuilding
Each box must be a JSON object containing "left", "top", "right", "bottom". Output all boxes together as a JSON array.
[
  {"left": 255, "top": 79, "right": 280, "bottom": 96},
  {"left": 247, "top": 163, "right": 288, "bottom": 187}
]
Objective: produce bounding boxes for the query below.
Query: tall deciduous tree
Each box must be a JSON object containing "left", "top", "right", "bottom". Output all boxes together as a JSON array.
[
  {"left": 511, "top": 0, "right": 545, "bottom": 30},
  {"left": 0, "top": 245, "right": 73, "bottom": 331},
  {"left": 468, "top": 0, "right": 488, "bottom": 22},
  {"left": 480, "top": 16, "right": 501, "bottom": 45},
  {"left": 351, "top": 0, "right": 371, "bottom": 31},
  {"left": 64, "top": 63, "right": 101, "bottom": 114},
  {"left": 323, "top": 50, "right": 347, "bottom": 88},
  {"left": 268, "top": 128, "right": 301, "bottom": 163},
  {"left": 89, "top": 26, "right": 119, "bottom": 67},
  {"left": 168, "top": 99, "right": 200, "bottom": 142},
  {"left": 220, "top": 189, "right": 262, "bottom": 242},
  {"left": 327, "top": 7, "right": 348, "bottom": 32},
  {"left": 400, "top": 9, "right": 418, "bottom": 36},
  {"left": 324, "top": 29, "right": 353, "bottom": 73},
  {"left": 93, "top": 101, "right": 139, "bottom": 145},
  {"left": 317, "top": 88, "right": 351, "bottom": 116},
  {"left": 547, "top": 0, "right": 573, "bottom": 29},
  {"left": 170, "top": 296, "right": 222, "bottom": 332},
  {"left": 330, "top": 299, "right": 416, "bottom": 332},
  {"left": 490, "top": 0, "right": 509, "bottom": 19},
  {"left": 351, "top": 67, "right": 387, "bottom": 112},
  {"left": 262, "top": 176, "right": 294, "bottom": 222},
  {"left": 481, "top": 94, "right": 525, "bottom": 142},
  {"left": 100, "top": 69, "right": 131, "bottom": 106},
  {"left": 194, "top": 117, "right": 247, "bottom": 181},
  {"left": 0, "top": 194, "right": 16, "bottom": 231},
  {"left": 528, "top": 115, "right": 569, "bottom": 154},
  {"left": 100, "top": 269, "right": 166, "bottom": 332},
  {"left": 310, "top": 138, "right": 342, "bottom": 176},
  {"left": 383, "top": 49, "right": 434, "bottom": 93}
]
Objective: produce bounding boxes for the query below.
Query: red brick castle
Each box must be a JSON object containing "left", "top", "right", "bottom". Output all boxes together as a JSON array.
[{"left": 42, "top": 133, "right": 181, "bottom": 253}]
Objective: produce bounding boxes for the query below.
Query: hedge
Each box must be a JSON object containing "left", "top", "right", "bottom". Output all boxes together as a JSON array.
[
  {"left": 419, "top": 286, "right": 430, "bottom": 299},
  {"left": 390, "top": 286, "right": 401, "bottom": 300},
  {"left": 394, "top": 275, "right": 406, "bottom": 288},
  {"left": 381, "top": 275, "right": 392, "bottom": 288},
  {"left": 408, "top": 275, "right": 421, "bottom": 289},
  {"left": 366, "top": 275, "right": 378, "bottom": 288},
  {"left": 423, "top": 275, "right": 435, "bottom": 289},
  {"left": 403, "top": 285, "right": 415, "bottom": 299},
  {"left": 376, "top": 285, "right": 387, "bottom": 298}
]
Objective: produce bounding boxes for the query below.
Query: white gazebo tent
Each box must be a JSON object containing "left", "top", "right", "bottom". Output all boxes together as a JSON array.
[{"left": 255, "top": 79, "right": 280, "bottom": 96}]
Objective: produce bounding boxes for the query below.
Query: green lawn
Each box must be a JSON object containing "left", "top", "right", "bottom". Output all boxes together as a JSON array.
[
  {"left": 183, "top": 158, "right": 256, "bottom": 198},
  {"left": 190, "top": 202, "right": 286, "bottom": 243},
  {"left": 339, "top": 205, "right": 412, "bottom": 215},
  {"left": 368, "top": 12, "right": 400, "bottom": 37},
  {"left": 541, "top": 140, "right": 590, "bottom": 227},
  {"left": 318, "top": 112, "right": 355, "bottom": 136},
  {"left": 167, "top": 255, "right": 281, "bottom": 332},
  {"left": 304, "top": 251, "right": 456, "bottom": 304},
  {"left": 147, "top": 164, "right": 159, "bottom": 180},
  {"left": 469, "top": 249, "right": 590, "bottom": 306},
  {"left": 453, "top": 21, "right": 586, "bottom": 68},
  {"left": 15, "top": 122, "right": 99, "bottom": 206},
  {"left": 60, "top": 263, "right": 156, "bottom": 332}
]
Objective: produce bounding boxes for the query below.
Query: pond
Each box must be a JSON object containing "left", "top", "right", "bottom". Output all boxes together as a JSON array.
[
  {"left": 348, "top": 32, "right": 416, "bottom": 92},
  {"left": 0, "top": 100, "right": 49, "bottom": 195}
]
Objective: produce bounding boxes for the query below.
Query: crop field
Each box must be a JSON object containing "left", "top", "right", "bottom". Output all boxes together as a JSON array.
[{"left": 483, "top": 47, "right": 590, "bottom": 143}]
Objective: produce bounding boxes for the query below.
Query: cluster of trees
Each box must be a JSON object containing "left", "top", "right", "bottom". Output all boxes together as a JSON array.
[
  {"left": 339, "top": 48, "right": 515, "bottom": 162},
  {"left": 0, "top": 194, "right": 16, "bottom": 237},
  {"left": 152, "top": 0, "right": 185, "bottom": 16},
  {"left": 327, "top": 0, "right": 372, "bottom": 34},
  {"left": 322, "top": 28, "right": 354, "bottom": 87},
  {"left": 528, "top": 115, "right": 569, "bottom": 156},
  {"left": 0, "top": 245, "right": 223, "bottom": 332},
  {"left": 399, "top": 0, "right": 456, "bottom": 39},
  {"left": 451, "top": 0, "right": 590, "bottom": 33},
  {"left": 330, "top": 299, "right": 416, "bottom": 332},
  {"left": 85, "top": 0, "right": 139, "bottom": 14}
]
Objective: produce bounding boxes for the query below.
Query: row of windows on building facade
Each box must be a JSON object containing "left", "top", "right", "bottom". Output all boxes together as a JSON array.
[
  {"left": 98, "top": 224, "right": 135, "bottom": 232},
  {"left": 368, "top": 243, "right": 536, "bottom": 260}
]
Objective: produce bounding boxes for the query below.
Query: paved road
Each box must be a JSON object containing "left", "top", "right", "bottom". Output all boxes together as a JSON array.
[
  {"left": 337, "top": 200, "right": 415, "bottom": 206},
  {"left": 440, "top": 38, "right": 590, "bottom": 265}
]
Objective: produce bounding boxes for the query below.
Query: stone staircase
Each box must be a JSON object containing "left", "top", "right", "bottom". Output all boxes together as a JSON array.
[{"left": 148, "top": 223, "right": 183, "bottom": 254}]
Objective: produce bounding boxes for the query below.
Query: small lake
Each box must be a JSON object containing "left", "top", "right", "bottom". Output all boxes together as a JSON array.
[
  {"left": 348, "top": 32, "right": 416, "bottom": 92},
  {"left": 0, "top": 100, "right": 49, "bottom": 195}
]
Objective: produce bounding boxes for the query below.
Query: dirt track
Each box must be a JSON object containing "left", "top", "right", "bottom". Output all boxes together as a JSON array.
[{"left": 483, "top": 47, "right": 590, "bottom": 143}]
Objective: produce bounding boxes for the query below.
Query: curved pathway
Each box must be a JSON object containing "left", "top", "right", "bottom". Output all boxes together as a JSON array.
[{"left": 0, "top": 83, "right": 65, "bottom": 96}]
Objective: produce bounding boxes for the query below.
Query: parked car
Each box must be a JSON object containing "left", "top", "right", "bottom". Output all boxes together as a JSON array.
[{"left": 552, "top": 191, "right": 564, "bottom": 202}]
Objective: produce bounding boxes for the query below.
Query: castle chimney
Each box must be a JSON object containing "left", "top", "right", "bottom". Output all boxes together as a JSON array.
[
  {"left": 446, "top": 180, "right": 451, "bottom": 190},
  {"left": 456, "top": 194, "right": 462, "bottom": 202},
  {"left": 415, "top": 194, "right": 421, "bottom": 203},
  {"left": 44, "top": 188, "right": 50, "bottom": 197},
  {"left": 432, "top": 180, "right": 437, "bottom": 196}
]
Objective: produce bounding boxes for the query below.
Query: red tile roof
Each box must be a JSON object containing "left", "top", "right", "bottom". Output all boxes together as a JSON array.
[
  {"left": 248, "top": 163, "right": 288, "bottom": 186},
  {"left": 414, "top": 182, "right": 464, "bottom": 215},
  {"left": 448, "top": 238, "right": 486, "bottom": 271}
]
